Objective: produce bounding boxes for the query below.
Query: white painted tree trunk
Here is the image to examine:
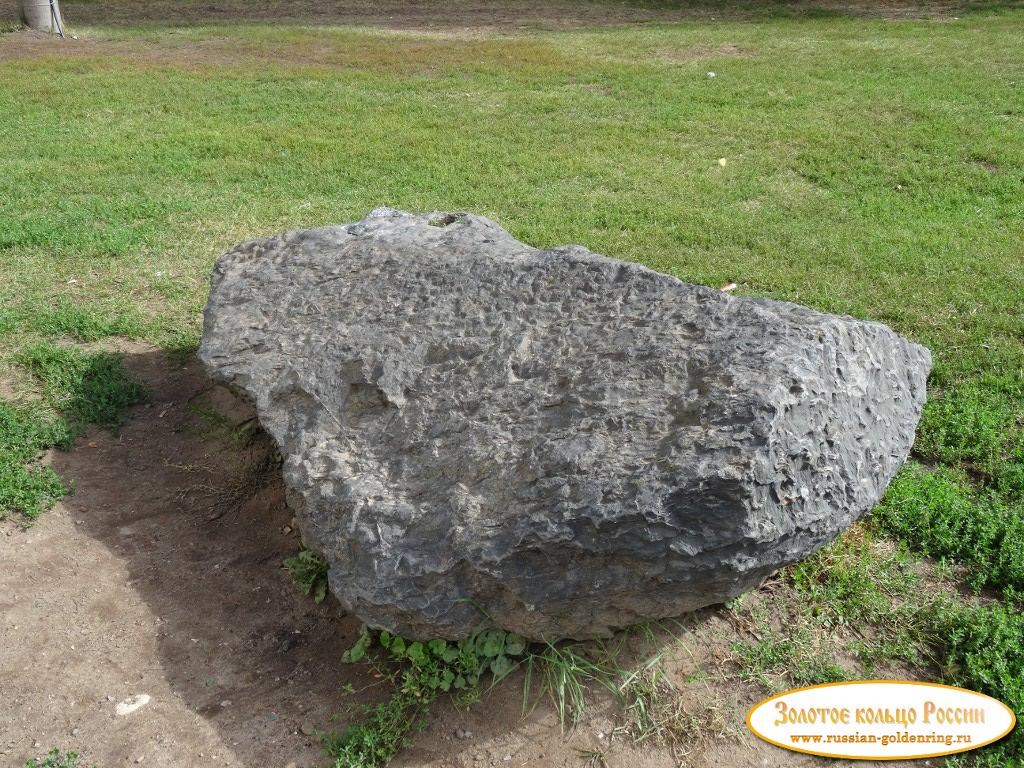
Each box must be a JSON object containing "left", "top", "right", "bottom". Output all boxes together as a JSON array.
[{"left": 19, "top": 0, "right": 63, "bottom": 33}]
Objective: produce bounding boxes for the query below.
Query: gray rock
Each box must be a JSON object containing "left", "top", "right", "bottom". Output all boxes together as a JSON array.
[{"left": 199, "top": 208, "right": 931, "bottom": 640}]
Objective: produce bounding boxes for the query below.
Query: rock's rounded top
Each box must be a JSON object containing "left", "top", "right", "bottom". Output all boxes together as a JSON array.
[{"left": 200, "top": 209, "right": 931, "bottom": 640}]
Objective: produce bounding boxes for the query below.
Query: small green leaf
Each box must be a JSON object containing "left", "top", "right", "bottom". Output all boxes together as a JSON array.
[
  {"left": 504, "top": 634, "right": 527, "bottom": 656},
  {"left": 428, "top": 638, "right": 448, "bottom": 656},
  {"left": 490, "top": 654, "right": 515, "bottom": 681},
  {"left": 379, "top": 630, "right": 392, "bottom": 648},
  {"left": 313, "top": 579, "right": 328, "bottom": 604},
  {"left": 407, "top": 641, "right": 426, "bottom": 664},
  {"left": 342, "top": 626, "right": 371, "bottom": 663},
  {"left": 479, "top": 630, "right": 505, "bottom": 658}
]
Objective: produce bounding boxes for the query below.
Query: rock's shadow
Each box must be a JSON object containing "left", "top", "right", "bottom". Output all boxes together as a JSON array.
[
  {"left": 51, "top": 349, "right": 373, "bottom": 766},
  {"left": 48, "top": 347, "right": 756, "bottom": 768}
]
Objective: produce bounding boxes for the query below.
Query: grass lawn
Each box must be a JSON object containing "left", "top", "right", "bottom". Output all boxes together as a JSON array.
[{"left": 1, "top": 1, "right": 1022, "bottom": 765}]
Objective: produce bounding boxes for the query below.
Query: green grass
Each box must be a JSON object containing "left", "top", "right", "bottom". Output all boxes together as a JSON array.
[
  {"left": 935, "top": 601, "right": 1024, "bottom": 768},
  {"left": 731, "top": 527, "right": 926, "bottom": 688},
  {"left": 731, "top": 623, "right": 850, "bottom": 690},
  {"left": 17, "top": 344, "right": 148, "bottom": 440},
  {"left": 0, "top": 344, "right": 146, "bottom": 521},
  {"left": 2, "top": 15, "right": 1023, "bottom": 375},
  {"left": 876, "top": 463, "right": 1024, "bottom": 593},
  {"left": 732, "top": 530, "right": 1024, "bottom": 765},
  {"left": 2, "top": 3, "right": 1023, "bottom": 765},
  {"left": 0, "top": 401, "right": 69, "bottom": 520},
  {"left": 917, "top": 373, "right": 1024, "bottom": 482},
  {"left": 0, "top": 297, "right": 145, "bottom": 346}
]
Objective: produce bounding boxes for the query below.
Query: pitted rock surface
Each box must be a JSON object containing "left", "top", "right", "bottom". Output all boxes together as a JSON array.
[{"left": 199, "top": 208, "right": 931, "bottom": 640}]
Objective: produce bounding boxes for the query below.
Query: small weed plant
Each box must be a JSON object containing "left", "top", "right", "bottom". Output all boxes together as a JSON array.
[
  {"left": 327, "top": 625, "right": 528, "bottom": 768},
  {"left": 24, "top": 748, "right": 83, "bottom": 768},
  {"left": 329, "top": 621, "right": 708, "bottom": 767},
  {"left": 283, "top": 549, "right": 330, "bottom": 604}
]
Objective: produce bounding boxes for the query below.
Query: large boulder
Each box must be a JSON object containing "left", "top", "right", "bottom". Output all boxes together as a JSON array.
[{"left": 199, "top": 208, "right": 931, "bottom": 640}]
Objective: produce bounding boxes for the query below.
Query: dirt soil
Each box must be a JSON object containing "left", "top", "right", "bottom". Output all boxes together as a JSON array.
[
  {"left": 0, "top": 347, "right": 931, "bottom": 768},
  {"left": 1, "top": 0, "right": 971, "bottom": 32}
]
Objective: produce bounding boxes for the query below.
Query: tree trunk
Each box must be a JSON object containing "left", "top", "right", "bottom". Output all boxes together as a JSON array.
[{"left": 19, "top": 0, "right": 63, "bottom": 33}]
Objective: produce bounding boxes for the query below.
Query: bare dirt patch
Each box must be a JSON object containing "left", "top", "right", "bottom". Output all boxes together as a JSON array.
[
  {"left": 0, "top": 0, "right": 975, "bottom": 33},
  {"left": 0, "top": 347, "right": 928, "bottom": 767},
  {"left": 0, "top": 349, "right": 364, "bottom": 767}
]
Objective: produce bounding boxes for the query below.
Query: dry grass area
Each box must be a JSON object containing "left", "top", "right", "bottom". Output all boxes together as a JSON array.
[
  {"left": 0, "top": 27, "right": 580, "bottom": 70},
  {"left": 0, "top": 0, "right": 993, "bottom": 32}
]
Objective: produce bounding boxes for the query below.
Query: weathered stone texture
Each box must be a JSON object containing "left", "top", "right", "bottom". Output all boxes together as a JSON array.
[{"left": 199, "top": 208, "right": 931, "bottom": 640}]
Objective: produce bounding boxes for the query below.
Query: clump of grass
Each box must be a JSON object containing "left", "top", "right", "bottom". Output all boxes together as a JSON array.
[
  {"left": 874, "top": 463, "right": 1024, "bottom": 594},
  {"left": 915, "top": 373, "right": 1024, "bottom": 489},
  {"left": 793, "top": 526, "right": 927, "bottom": 670},
  {"left": 284, "top": 548, "right": 330, "bottom": 604},
  {"left": 525, "top": 641, "right": 615, "bottom": 728},
  {"left": 16, "top": 343, "right": 148, "bottom": 443},
  {"left": 731, "top": 527, "right": 931, "bottom": 688},
  {"left": 629, "top": 690, "right": 727, "bottom": 751},
  {"left": 0, "top": 401, "right": 70, "bottom": 521},
  {"left": 793, "top": 527, "right": 916, "bottom": 626},
  {"left": 1, "top": 343, "right": 146, "bottom": 522},
  {"left": 610, "top": 653, "right": 729, "bottom": 748},
  {"left": 731, "top": 623, "right": 849, "bottom": 691},
  {"left": 324, "top": 692, "right": 428, "bottom": 768},
  {"left": 930, "top": 599, "right": 1024, "bottom": 767},
  {"left": 525, "top": 637, "right": 716, "bottom": 746}
]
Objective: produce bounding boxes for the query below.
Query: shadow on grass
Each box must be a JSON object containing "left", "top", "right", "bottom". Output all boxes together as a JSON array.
[
  {"left": 1, "top": 342, "right": 147, "bottom": 522},
  {"left": 16, "top": 342, "right": 148, "bottom": 446}
]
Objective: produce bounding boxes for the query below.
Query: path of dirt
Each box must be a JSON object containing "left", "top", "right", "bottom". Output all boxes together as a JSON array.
[
  {"left": 0, "top": 346, "right": 924, "bottom": 767},
  {"left": 1, "top": 0, "right": 973, "bottom": 32}
]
